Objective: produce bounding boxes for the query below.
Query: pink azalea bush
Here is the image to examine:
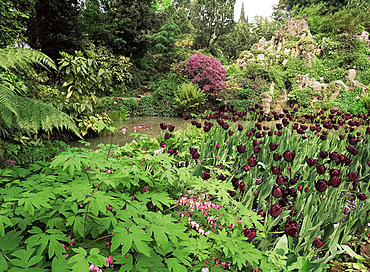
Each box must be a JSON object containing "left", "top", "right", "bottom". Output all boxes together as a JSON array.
[{"left": 179, "top": 52, "right": 227, "bottom": 96}]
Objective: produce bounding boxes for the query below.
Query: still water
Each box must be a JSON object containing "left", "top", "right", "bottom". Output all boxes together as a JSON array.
[{"left": 69, "top": 116, "right": 190, "bottom": 149}]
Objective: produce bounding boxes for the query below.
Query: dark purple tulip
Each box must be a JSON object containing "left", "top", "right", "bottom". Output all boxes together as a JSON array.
[
  {"left": 183, "top": 114, "right": 190, "bottom": 120},
  {"left": 241, "top": 228, "right": 256, "bottom": 242},
  {"left": 228, "top": 130, "right": 234, "bottom": 136},
  {"left": 290, "top": 178, "right": 297, "bottom": 185},
  {"left": 339, "top": 135, "right": 345, "bottom": 140},
  {"left": 160, "top": 141, "right": 166, "bottom": 148},
  {"left": 329, "top": 169, "right": 342, "bottom": 177},
  {"left": 189, "top": 147, "right": 197, "bottom": 155},
  {"left": 253, "top": 145, "right": 261, "bottom": 153},
  {"left": 269, "top": 143, "right": 278, "bottom": 151},
  {"left": 272, "top": 186, "right": 282, "bottom": 198},
  {"left": 315, "top": 180, "right": 327, "bottom": 192},
  {"left": 276, "top": 176, "right": 284, "bottom": 185},
  {"left": 289, "top": 188, "right": 297, "bottom": 198},
  {"left": 239, "top": 182, "right": 246, "bottom": 191},
  {"left": 279, "top": 198, "right": 289, "bottom": 207},
  {"left": 242, "top": 165, "right": 250, "bottom": 172},
  {"left": 222, "top": 123, "right": 229, "bottom": 130},
  {"left": 202, "top": 171, "right": 210, "bottom": 180},
  {"left": 319, "top": 151, "right": 328, "bottom": 159},
  {"left": 238, "top": 124, "right": 243, "bottom": 131},
  {"left": 271, "top": 166, "right": 281, "bottom": 175},
  {"left": 348, "top": 138, "right": 357, "bottom": 145},
  {"left": 168, "top": 125, "right": 175, "bottom": 132},
  {"left": 203, "top": 125, "right": 211, "bottom": 132},
  {"left": 273, "top": 153, "right": 282, "bottom": 161},
  {"left": 196, "top": 123, "right": 201, "bottom": 128},
  {"left": 357, "top": 193, "right": 367, "bottom": 201},
  {"left": 160, "top": 123, "right": 167, "bottom": 130},
  {"left": 348, "top": 172, "right": 360, "bottom": 181},
  {"left": 285, "top": 219, "right": 299, "bottom": 237},
  {"left": 352, "top": 148, "right": 359, "bottom": 155},
  {"left": 192, "top": 152, "right": 200, "bottom": 160},
  {"left": 164, "top": 133, "right": 171, "bottom": 140},
  {"left": 232, "top": 177, "right": 239, "bottom": 188},
  {"left": 247, "top": 157, "right": 257, "bottom": 167},
  {"left": 329, "top": 152, "right": 338, "bottom": 160},
  {"left": 228, "top": 190, "right": 236, "bottom": 197},
  {"left": 328, "top": 176, "right": 342, "bottom": 187},
  {"left": 168, "top": 149, "right": 175, "bottom": 155},
  {"left": 316, "top": 165, "right": 327, "bottom": 175},
  {"left": 283, "top": 151, "right": 295, "bottom": 162},
  {"left": 237, "top": 145, "right": 246, "bottom": 153},
  {"left": 218, "top": 174, "right": 226, "bottom": 181},
  {"left": 277, "top": 131, "right": 283, "bottom": 136},
  {"left": 269, "top": 204, "right": 282, "bottom": 218},
  {"left": 320, "top": 135, "right": 327, "bottom": 141},
  {"left": 313, "top": 238, "right": 324, "bottom": 248},
  {"left": 191, "top": 120, "right": 198, "bottom": 126},
  {"left": 306, "top": 158, "right": 317, "bottom": 167}
]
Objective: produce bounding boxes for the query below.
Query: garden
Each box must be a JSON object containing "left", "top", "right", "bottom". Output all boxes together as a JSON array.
[{"left": 1, "top": 0, "right": 370, "bottom": 271}]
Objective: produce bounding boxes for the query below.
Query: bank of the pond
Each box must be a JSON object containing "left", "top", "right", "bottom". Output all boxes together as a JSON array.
[{"left": 69, "top": 116, "right": 191, "bottom": 149}]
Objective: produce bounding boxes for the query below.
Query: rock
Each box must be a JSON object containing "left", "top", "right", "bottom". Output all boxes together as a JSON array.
[
  {"left": 261, "top": 82, "right": 275, "bottom": 114},
  {"left": 346, "top": 69, "right": 357, "bottom": 82},
  {"left": 357, "top": 31, "right": 370, "bottom": 47},
  {"left": 257, "top": 54, "right": 266, "bottom": 61},
  {"left": 331, "top": 81, "right": 348, "bottom": 100},
  {"left": 237, "top": 16, "right": 320, "bottom": 69}
]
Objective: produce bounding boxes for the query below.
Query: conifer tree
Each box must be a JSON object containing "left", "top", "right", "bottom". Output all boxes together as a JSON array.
[{"left": 239, "top": 2, "right": 246, "bottom": 22}]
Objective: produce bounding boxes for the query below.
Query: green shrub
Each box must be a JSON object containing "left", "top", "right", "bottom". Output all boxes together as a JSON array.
[
  {"left": 139, "top": 95, "right": 156, "bottom": 116},
  {"left": 238, "top": 88, "right": 251, "bottom": 99},
  {"left": 288, "top": 87, "right": 312, "bottom": 108},
  {"left": 356, "top": 69, "right": 370, "bottom": 86},
  {"left": 227, "top": 99, "right": 252, "bottom": 112},
  {"left": 336, "top": 88, "right": 367, "bottom": 115}
]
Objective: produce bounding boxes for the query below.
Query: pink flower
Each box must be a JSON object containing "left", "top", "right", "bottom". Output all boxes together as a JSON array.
[
  {"left": 105, "top": 256, "right": 113, "bottom": 266},
  {"left": 202, "top": 268, "right": 209, "bottom": 272}
]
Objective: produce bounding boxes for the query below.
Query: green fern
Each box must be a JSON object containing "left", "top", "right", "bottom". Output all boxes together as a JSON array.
[
  {"left": 0, "top": 48, "right": 80, "bottom": 137},
  {"left": 0, "top": 47, "right": 56, "bottom": 71}
]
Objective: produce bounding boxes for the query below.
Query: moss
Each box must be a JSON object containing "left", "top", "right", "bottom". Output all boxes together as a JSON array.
[
  {"left": 251, "top": 48, "right": 266, "bottom": 55},
  {"left": 283, "top": 41, "right": 298, "bottom": 50}
]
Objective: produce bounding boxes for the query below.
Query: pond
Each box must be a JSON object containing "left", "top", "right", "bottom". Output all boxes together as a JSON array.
[{"left": 69, "top": 116, "right": 190, "bottom": 149}]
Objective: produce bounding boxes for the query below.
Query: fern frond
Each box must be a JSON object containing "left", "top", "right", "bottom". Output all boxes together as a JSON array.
[{"left": 0, "top": 47, "right": 57, "bottom": 71}]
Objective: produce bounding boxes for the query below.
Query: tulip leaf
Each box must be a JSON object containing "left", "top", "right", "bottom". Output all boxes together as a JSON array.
[
  {"left": 340, "top": 244, "right": 357, "bottom": 257},
  {"left": 275, "top": 235, "right": 288, "bottom": 255}
]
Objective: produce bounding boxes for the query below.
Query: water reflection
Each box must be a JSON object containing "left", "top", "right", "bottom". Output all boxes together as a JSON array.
[{"left": 70, "top": 116, "right": 190, "bottom": 149}]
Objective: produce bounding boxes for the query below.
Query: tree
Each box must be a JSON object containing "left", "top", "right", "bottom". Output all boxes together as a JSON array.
[
  {"left": 239, "top": 2, "right": 246, "bottom": 22},
  {"left": 78, "top": 0, "right": 112, "bottom": 47},
  {"left": 0, "top": 0, "right": 35, "bottom": 48},
  {"left": 26, "top": 0, "right": 84, "bottom": 60},
  {"left": 190, "top": 0, "right": 236, "bottom": 48},
  {"left": 218, "top": 21, "right": 256, "bottom": 59},
  {"left": 151, "top": 20, "right": 181, "bottom": 71},
  {"left": 107, "top": 0, "right": 154, "bottom": 58},
  {"left": 172, "top": 7, "right": 193, "bottom": 35},
  {"left": 277, "top": 0, "right": 348, "bottom": 13}
]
